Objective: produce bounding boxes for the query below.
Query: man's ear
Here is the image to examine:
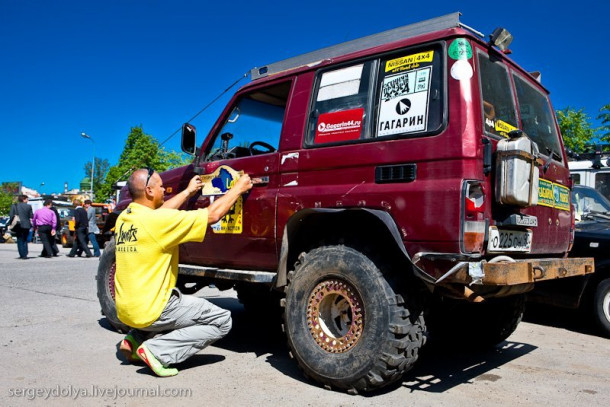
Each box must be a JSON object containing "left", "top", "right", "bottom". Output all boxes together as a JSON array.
[{"left": 144, "top": 185, "right": 154, "bottom": 200}]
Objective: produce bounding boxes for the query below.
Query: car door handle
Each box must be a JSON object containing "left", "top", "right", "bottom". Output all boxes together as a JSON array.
[{"left": 252, "top": 176, "right": 269, "bottom": 185}]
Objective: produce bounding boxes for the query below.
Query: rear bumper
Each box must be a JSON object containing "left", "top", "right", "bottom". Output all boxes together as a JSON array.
[{"left": 446, "top": 257, "right": 594, "bottom": 286}]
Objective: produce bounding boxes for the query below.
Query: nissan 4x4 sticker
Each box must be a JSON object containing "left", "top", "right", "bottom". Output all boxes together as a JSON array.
[
  {"left": 385, "top": 51, "right": 433, "bottom": 73},
  {"left": 378, "top": 66, "right": 431, "bottom": 137}
]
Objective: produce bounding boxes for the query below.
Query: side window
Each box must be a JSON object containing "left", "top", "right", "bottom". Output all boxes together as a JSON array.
[
  {"left": 478, "top": 52, "right": 518, "bottom": 137},
  {"left": 306, "top": 44, "right": 445, "bottom": 146},
  {"left": 307, "top": 61, "right": 374, "bottom": 145},
  {"left": 513, "top": 74, "right": 563, "bottom": 160},
  {"left": 377, "top": 46, "right": 443, "bottom": 137},
  {"left": 206, "top": 82, "right": 290, "bottom": 161},
  {"left": 572, "top": 173, "right": 581, "bottom": 185},
  {"left": 595, "top": 172, "right": 610, "bottom": 201}
]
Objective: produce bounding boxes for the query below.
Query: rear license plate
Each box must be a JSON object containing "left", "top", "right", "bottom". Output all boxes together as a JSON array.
[{"left": 487, "top": 227, "right": 532, "bottom": 253}]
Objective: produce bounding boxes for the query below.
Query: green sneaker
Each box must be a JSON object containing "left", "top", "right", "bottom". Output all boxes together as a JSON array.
[
  {"left": 119, "top": 333, "right": 141, "bottom": 364},
  {"left": 137, "top": 344, "right": 178, "bottom": 377}
]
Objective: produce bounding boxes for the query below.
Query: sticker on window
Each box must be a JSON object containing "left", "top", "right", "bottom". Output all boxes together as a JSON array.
[
  {"left": 377, "top": 67, "right": 431, "bottom": 137},
  {"left": 385, "top": 51, "right": 433, "bottom": 74},
  {"left": 317, "top": 64, "right": 364, "bottom": 102},
  {"left": 314, "top": 108, "right": 364, "bottom": 144}
]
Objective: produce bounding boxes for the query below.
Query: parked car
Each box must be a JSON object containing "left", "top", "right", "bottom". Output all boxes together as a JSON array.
[
  {"left": 60, "top": 203, "right": 113, "bottom": 248},
  {"left": 0, "top": 216, "right": 11, "bottom": 237},
  {"left": 528, "top": 184, "right": 610, "bottom": 337}
]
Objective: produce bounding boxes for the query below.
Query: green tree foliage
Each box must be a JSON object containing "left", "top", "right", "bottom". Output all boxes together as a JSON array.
[
  {"left": 98, "top": 126, "right": 191, "bottom": 200},
  {"left": 0, "top": 191, "right": 14, "bottom": 216},
  {"left": 556, "top": 107, "right": 597, "bottom": 153},
  {"left": 598, "top": 104, "right": 610, "bottom": 142},
  {"left": 84, "top": 157, "right": 110, "bottom": 200}
]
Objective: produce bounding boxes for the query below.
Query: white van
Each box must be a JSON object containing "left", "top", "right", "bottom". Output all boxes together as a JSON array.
[{"left": 569, "top": 157, "right": 610, "bottom": 201}]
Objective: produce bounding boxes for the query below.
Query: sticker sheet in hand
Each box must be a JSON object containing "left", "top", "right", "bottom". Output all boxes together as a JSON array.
[{"left": 200, "top": 165, "right": 244, "bottom": 196}]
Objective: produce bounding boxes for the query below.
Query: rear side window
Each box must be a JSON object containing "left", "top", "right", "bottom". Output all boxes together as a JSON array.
[
  {"left": 306, "top": 44, "right": 444, "bottom": 146},
  {"left": 308, "top": 61, "right": 375, "bottom": 145},
  {"left": 478, "top": 52, "right": 519, "bottom": 137},
  {"left": 377, "top": 47, "right": 444, "bottom": 137}
]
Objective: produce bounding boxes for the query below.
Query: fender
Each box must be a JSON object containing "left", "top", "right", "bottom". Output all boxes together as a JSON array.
[{"left": 275, "top": 207, "right": 435, "bottom": 288}]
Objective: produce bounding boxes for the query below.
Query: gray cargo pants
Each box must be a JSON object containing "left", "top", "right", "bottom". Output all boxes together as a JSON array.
[{"left": 129, "top": 289, "right": 232, "bottom": 366}]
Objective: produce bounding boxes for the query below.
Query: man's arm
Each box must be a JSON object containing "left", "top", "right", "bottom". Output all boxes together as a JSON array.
[
  {"left": 206, "top": 175, "right": 252, "bottom": 224},
  {"left": 161, "top": 175, "right": 204, "bottom": 209},
  {"left": 160, "top": 173, "right": 253, "bottom": 222}
]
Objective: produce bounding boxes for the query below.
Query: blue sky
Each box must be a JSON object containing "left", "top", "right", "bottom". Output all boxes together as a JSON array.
[{"left": 1, "top": 0, "right": 609, "bottom": 195}]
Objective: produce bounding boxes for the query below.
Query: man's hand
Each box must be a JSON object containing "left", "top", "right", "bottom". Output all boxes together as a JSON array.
[
  {"left": 233, "top": 174, "right": 253, "bottom": 194},
  {"left": 51, "top": 229, "right": 56, "bottom": 236},
  {"left": 206, "top": 173, "right": 254, "bottom": 224},
  {"left": 161, "top": 175, "right": 204, "bottom": 209},
  {"left": 185, "top": 175, "right": 204, "bottom": 197}
]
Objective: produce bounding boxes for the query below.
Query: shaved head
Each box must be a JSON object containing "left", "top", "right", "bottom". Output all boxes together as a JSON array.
[
  {"left": 127, "top": 169, "right": 149, "bottom": 199},
  {"left": 127, "top": 168, "right": 165, "bottom": 208}
]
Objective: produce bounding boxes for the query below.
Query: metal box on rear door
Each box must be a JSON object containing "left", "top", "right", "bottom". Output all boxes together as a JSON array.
[{"left": 495, "top": 136, "right": 539, "bottom": 207}]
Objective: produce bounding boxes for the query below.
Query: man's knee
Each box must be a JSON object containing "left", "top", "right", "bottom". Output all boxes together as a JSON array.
[{"left": 218, "top": 310, "right": 232, "bottom": 336}]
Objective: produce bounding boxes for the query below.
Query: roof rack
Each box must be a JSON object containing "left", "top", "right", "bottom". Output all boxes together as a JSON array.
[{"left": 250, "top": 12, "right": 463, "bottom": 81}]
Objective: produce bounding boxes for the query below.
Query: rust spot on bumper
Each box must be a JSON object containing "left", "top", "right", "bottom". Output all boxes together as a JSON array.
[{"left": 450, "top": 257, "right": 594, "bottom": 286}]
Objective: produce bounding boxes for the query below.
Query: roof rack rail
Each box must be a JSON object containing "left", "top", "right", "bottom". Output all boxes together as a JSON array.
[{"left": 250, "top": 12, "right": 463, "bottom": 81}]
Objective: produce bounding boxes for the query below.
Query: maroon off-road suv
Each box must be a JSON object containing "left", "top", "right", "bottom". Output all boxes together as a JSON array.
[{"left": 98, "top": 13, "right": 594, "bottom": 393}]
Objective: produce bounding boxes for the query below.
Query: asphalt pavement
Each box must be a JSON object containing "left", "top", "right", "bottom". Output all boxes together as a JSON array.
[{"left": 1, "top": 242, "right": 609, "bottom": 407}]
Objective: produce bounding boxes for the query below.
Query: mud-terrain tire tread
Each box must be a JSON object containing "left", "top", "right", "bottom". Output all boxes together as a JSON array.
[
  {"left": 96, "top": 238, "right": 129, "bottom": 333},
  {"left": 283, "top": 245, "right": 425, "bottom": 393}
]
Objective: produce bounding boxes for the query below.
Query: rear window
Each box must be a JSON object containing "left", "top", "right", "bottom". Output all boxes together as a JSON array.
[
  {"left": 306, "top": 44, "right": 444, "bottom": 146},
  {"left": 478, "top": 52, "right": 519, "bottom": 137},
  {"left": 478, "top": 51, "right": 563, "bottom": 161},
  {"left": 513, "top": 73, "right": 563, "bottom": 160}
]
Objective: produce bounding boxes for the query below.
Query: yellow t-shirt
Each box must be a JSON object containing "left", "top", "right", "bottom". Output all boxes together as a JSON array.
[{"left": 114, "top": 202, "right": 208, "bottom": 328}]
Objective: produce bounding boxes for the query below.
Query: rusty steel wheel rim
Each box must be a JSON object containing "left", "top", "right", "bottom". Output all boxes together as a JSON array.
[{"left": 306, "top": 278, "right": 364, "bottom": 353}]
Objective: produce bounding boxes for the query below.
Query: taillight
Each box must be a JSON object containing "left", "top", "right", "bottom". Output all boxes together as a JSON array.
[
  {"left": 462, "top": 181, "right": 486, "bottom": 253},
  {"left": 567, "top": 203, "right": 576, "bottom": 252}
]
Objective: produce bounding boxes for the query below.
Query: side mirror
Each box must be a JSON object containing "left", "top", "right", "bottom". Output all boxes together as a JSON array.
[{"left": 181, "top": 123, "right": 197, "bottom": 155}]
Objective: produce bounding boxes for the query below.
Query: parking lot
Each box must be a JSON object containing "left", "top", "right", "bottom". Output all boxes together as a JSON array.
[{"left": 1, "top": 242, "right": 609, "bottom": 406}]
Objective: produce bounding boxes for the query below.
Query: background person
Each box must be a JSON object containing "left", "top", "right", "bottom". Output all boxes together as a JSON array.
[
  {"left": 42, "top": 203, "right": 62, "bottom": 257},
  {"left": 9, "top": 195, "right": 33, "bottom": 259},
  {"left": 67, "top": 199, "right": 93, "bottom": 258},
  {"left": 84, "top": 199, "right": 101, "bottom": 257},
  {"left": 32, "top": 199, "right": 58, "bottom": 258},
  {"left": 115, "top": 168, "right": 252, "bottom": 377}
]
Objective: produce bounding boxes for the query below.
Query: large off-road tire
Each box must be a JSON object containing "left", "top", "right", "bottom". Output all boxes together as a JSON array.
[
  {"left": 592, "top": 278, "right": 610, "bottom": 338},
  {"left": 283, "top": 246, "right": 426, "bottom": 394},
  {"left": 96, "top": 238, "right": 129, "bottom": 333},
  {"left": 427, "top": 294, "right": 525, "bottom": 348}
]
